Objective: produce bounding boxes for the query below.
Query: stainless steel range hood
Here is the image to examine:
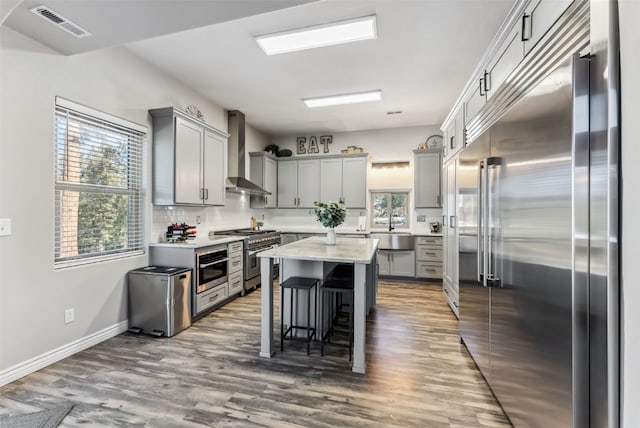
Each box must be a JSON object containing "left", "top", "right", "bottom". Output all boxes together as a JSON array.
[{"left": 226, "top": 110, "right": 270, "bottom": 196}]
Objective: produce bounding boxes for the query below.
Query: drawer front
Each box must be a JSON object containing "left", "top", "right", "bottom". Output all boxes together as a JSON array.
[
  {"left": 443, "top": 279, "right": 459, "bottom": 308},
  {"left": 417, "top": 262, "right": 442, "bottom": 278},
  {"left": 229, "top": 253, "right": 243, "bottom": 273},
  {"left": 228, "top": 241, "right": 243, "bottom": 254},
  {"left": 228, "top": 271, "right": 243, "bottom": 295},
  {"left": 416, "top": 236, "right": 442, "bottom": 246},
  {"left": 417, "top": 247, "right": 443, "bottom": 261},
  {"left": 196, "top": 283, "right": 228, "bottom": 313}
]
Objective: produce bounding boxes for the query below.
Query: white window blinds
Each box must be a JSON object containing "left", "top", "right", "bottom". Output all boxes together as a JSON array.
[{"left": 54, "top": 97, "right": 146, "bottom": 268}]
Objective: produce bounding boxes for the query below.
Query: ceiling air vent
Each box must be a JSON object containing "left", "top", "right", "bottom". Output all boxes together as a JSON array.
[{"left": 30, "top": 5, "right": 91, "bottom": 38}]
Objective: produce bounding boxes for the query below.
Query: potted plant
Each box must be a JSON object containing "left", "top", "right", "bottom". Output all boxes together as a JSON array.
[{"left": 313, "top": 200, "right": 347, "bottom": 245}]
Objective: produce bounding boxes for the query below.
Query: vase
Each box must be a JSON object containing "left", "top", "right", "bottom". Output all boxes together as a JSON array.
[{"left": 327, "top": 227, "right": 336, "bottom": 245}]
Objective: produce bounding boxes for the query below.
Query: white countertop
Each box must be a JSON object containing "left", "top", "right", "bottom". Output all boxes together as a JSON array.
[
  {"left": 259, "top": 236, "right": 379, "bottom": 263},
  {"left": 149, "top": 235, "right": 245, "bottom": 249},
  {"left": 275, "top": 226, "right": 369, "bottom": 235},
  {"left": 413, "top": 232, "right": 443, "bottom": 237}
]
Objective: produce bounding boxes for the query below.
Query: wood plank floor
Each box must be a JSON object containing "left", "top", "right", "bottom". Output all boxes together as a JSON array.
[{"left": 0, "top": 281, "right": 511, "bottom": 427}]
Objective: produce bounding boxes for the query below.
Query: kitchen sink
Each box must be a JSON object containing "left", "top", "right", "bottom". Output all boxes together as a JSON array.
[{"left": 369, "top": 233, "right": 415, "bottom": 250}]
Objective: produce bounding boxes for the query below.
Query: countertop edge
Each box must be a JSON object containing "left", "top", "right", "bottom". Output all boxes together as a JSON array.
[{"left": 149, "top": 235, "right": 245, "bottom": 249}]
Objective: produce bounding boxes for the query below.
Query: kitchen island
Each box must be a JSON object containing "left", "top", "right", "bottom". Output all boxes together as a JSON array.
[{"left": 258, "top": 236, "right": 379, "bottom": 374}]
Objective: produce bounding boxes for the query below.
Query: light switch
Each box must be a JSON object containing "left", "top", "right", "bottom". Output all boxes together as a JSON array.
[{"left": 0, "top": 218, "right": 12, "bottom": 236}]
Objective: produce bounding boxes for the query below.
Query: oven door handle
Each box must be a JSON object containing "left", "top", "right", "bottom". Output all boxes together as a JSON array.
[{"left": 199, "top": 258, "right": 229, "bottom": 269}]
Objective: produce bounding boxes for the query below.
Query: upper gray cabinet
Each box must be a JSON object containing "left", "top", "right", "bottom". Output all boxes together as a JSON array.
[
  {"left": 150, "top": 107, "right": 228, "bottom": 206},
  {"left": 523, "top": 0, "right": 573, "bottom": 55},
  {"left": 277, "top": 158, "right": 320, "bottom": 208},
  {"left": 444, "top": 109, "right": 464, "bottom": 162},
  {"left": 320, "top": 155, "right": 367, "bottom": 208},
  {"left": 249, "top": 152, "right": 278, "bottom": 208},
  {"left": 462, "top": 0, "right": 573, "bottom": 127},
  {"left": 414, "top": 149, "right": 442, "bottom": 208}
]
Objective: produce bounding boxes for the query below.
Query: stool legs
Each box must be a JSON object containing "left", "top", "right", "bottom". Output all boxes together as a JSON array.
[{"left": 280, "top": 280, "right": 317, "bottom": 355}]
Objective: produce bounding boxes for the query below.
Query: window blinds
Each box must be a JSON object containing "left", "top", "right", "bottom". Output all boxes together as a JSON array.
[{"left": 54, "top": 97, "right": 146, "bottom": 268}]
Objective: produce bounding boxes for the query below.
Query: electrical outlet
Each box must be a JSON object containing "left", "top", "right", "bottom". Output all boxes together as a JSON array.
[
  {"left": 417, "top": 215, "right": 426, "bottom": 222},
  {"left": 0, "top": 218, "right": 11, "bottom": 236},
  {"left": 64, "top": 308, "right": 75, "bottom": 324}
]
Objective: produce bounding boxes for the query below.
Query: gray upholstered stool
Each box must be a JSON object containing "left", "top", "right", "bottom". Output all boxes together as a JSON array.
[{"left": 280, "top": 276, "right": 319, "bottom": 355}]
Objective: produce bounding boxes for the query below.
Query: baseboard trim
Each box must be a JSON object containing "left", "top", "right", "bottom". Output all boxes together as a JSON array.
[{"left": 0, "top": 320, "right": 128, "bottom": 387}]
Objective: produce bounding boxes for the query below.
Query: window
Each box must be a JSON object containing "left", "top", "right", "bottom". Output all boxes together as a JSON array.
[
  {"left": 371, "top": 192, "right": 410, "bottom": 230},
  {"left": 54, "top": 97, "right": 146, "bottom": 268}
]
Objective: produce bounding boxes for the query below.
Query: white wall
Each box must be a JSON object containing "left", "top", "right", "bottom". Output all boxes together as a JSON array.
[
  {"left": 0, "top": 25, "right": 245, "bottom": 378},
  {"left": 267, "top": 126, "right": 443, "bottom": 233},
  {"left": 619, "top": 1, "right": 640, "bottom": 426}
]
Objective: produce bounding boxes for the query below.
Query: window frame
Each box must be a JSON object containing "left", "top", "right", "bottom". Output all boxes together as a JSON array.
[
  {"left": 54, "top": 97, "right": 147, "bottom": 269},
  {"left": 369, "top": 190, "right": 411, "bottom": 231}
]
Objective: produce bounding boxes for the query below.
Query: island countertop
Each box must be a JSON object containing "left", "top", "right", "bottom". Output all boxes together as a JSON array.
[{"left": 258, "top": 236, "right": 379, "bottom": 263}]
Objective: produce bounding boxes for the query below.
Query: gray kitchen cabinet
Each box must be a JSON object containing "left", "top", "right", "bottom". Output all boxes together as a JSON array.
[
  {"left": 464, "top": 75, "right": 487, "bottom": 126},
  {"left": 280, "top": 233, "right": 299, "bottom": 245},
  {"left": 228, "top": 239, "right": 244, "bottom": 296},
  {"left": 444, "top": 109, "right": 464, "bottom": 162},
  {"left": 277, "top": 158, "right": 320, "bottom": 208},
  {"left": 320, "top": 158, "right": 342, "bottom": 203},
  {"left": 415, "top": 235, "right": 443, "bottom": 280},
  {"left": 442, "top": 155, "right": 459, "bottom": 317},
  {"left": 150, "top": 107, "right": 228, "bottom": 206},
  {"left": 486, "top": 22, "right": 523, "bottom": 102},
  {"left": 249, "top": 152, "right": 278, "bottom": 208},
  {"left": 342, "top": 156, "right": 367, "bottom": 208},
  {"left": 377, "top": 250, "right": 416, "bottom": 277},
  {"left": 523, "top": 0, "right": 573, "bottom": 55},
  {"left": 377, "top": 250, "right": 391, "bottom": 276},
  {"left": 320, "top": 155, "right": 367, "bottom": 208},
  {"left": 414, "top": 149, "right": 442, "bottom": 208}
]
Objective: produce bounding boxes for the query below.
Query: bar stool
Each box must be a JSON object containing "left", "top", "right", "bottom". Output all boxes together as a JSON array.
[
  {"left": 327, "top": 263, "right": 354, "bottom": 322},
  {"left": 320, "top": 277, "right": 354, "bottom": 361},
  {"left": 280, "top": 276, "right": 319, "bottom": 355}
]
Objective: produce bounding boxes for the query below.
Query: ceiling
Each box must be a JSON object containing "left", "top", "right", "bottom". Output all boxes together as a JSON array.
[{"left": 4, "top": 0, "right": 515, "bottom": 136}]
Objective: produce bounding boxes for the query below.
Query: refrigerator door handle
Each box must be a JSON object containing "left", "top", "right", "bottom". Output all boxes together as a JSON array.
[
  {"left": 485, "top": 157, "right": 502, "bottom": 287},
  {"left": 478, "top": 160, "right": 487, "bottom": 285}
]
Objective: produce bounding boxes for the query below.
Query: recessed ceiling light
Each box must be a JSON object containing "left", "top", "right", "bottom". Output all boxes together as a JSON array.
[
  {"left": 303, "top": 90, "right": 382, "bottom": 108},
  {"left": 256, "top": 15, "right": 377, "bottom": 55}
]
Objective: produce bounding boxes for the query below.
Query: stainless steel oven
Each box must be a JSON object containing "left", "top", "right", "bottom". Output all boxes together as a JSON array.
[
  {"left": 196, "top": 246, "right": 228, "bottom": 292},
  {"left": 193, "top": 245, "right": 229, "bottom": 317}
]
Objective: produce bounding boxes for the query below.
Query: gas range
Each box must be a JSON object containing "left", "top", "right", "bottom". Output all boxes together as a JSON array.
[{"left": 217, "top": 229, "right": 280, "bottom": 250}]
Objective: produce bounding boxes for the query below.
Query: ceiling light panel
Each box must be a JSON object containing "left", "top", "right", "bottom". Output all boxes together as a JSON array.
[
  {"left": 303, "top": 90, "right": 382, "bottom": 108},
  {"left": 256, "top": 15, "right": 376, "bottom": 55}
]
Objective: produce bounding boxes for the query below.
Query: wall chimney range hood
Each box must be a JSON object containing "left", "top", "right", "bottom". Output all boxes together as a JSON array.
[{"left": 226, "top": 110, "right": 270, "bottom": 196}]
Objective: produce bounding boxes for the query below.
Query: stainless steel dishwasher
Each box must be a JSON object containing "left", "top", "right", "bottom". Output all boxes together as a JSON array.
[{"left": 127, "top": 266, "right": 192, "bottom": 337}]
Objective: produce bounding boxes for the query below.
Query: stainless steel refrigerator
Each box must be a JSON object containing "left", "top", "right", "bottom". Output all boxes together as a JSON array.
[{"left": 458, "top": 53, "right": 605, "bottom": 427}]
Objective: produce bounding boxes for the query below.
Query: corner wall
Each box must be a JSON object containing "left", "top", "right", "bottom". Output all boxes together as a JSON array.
[{"left": 0, "top": 26, "right": 233, "bottom": 379}]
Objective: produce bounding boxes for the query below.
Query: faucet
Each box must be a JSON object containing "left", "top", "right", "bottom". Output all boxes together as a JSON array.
[{"left": 388, "top": 224, "right": 395, "bottom": 232}]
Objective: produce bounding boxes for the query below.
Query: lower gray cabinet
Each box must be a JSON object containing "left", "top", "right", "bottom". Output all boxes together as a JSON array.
[{"left": 377, "top": 250, "right": 416, "bottom": 277}]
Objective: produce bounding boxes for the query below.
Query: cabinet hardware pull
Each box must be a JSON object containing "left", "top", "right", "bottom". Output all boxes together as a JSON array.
[
  {"left": 479, "top": 77, "right": 485, "bottom": 97},
  {"left": 483, "top": 70, "right": 491, "bottom": 92},
  {"left": 210, "top": 294, "right": 219, "bottom": 301},
  {"left": 265, "top": 196, "right": 268, "bottom": 206},
  {"left": 521, "top": 13, "right": 531, "bottom": 41},
  {"left": 205, "top": 189, "right": 209, "bottom": 200}
]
